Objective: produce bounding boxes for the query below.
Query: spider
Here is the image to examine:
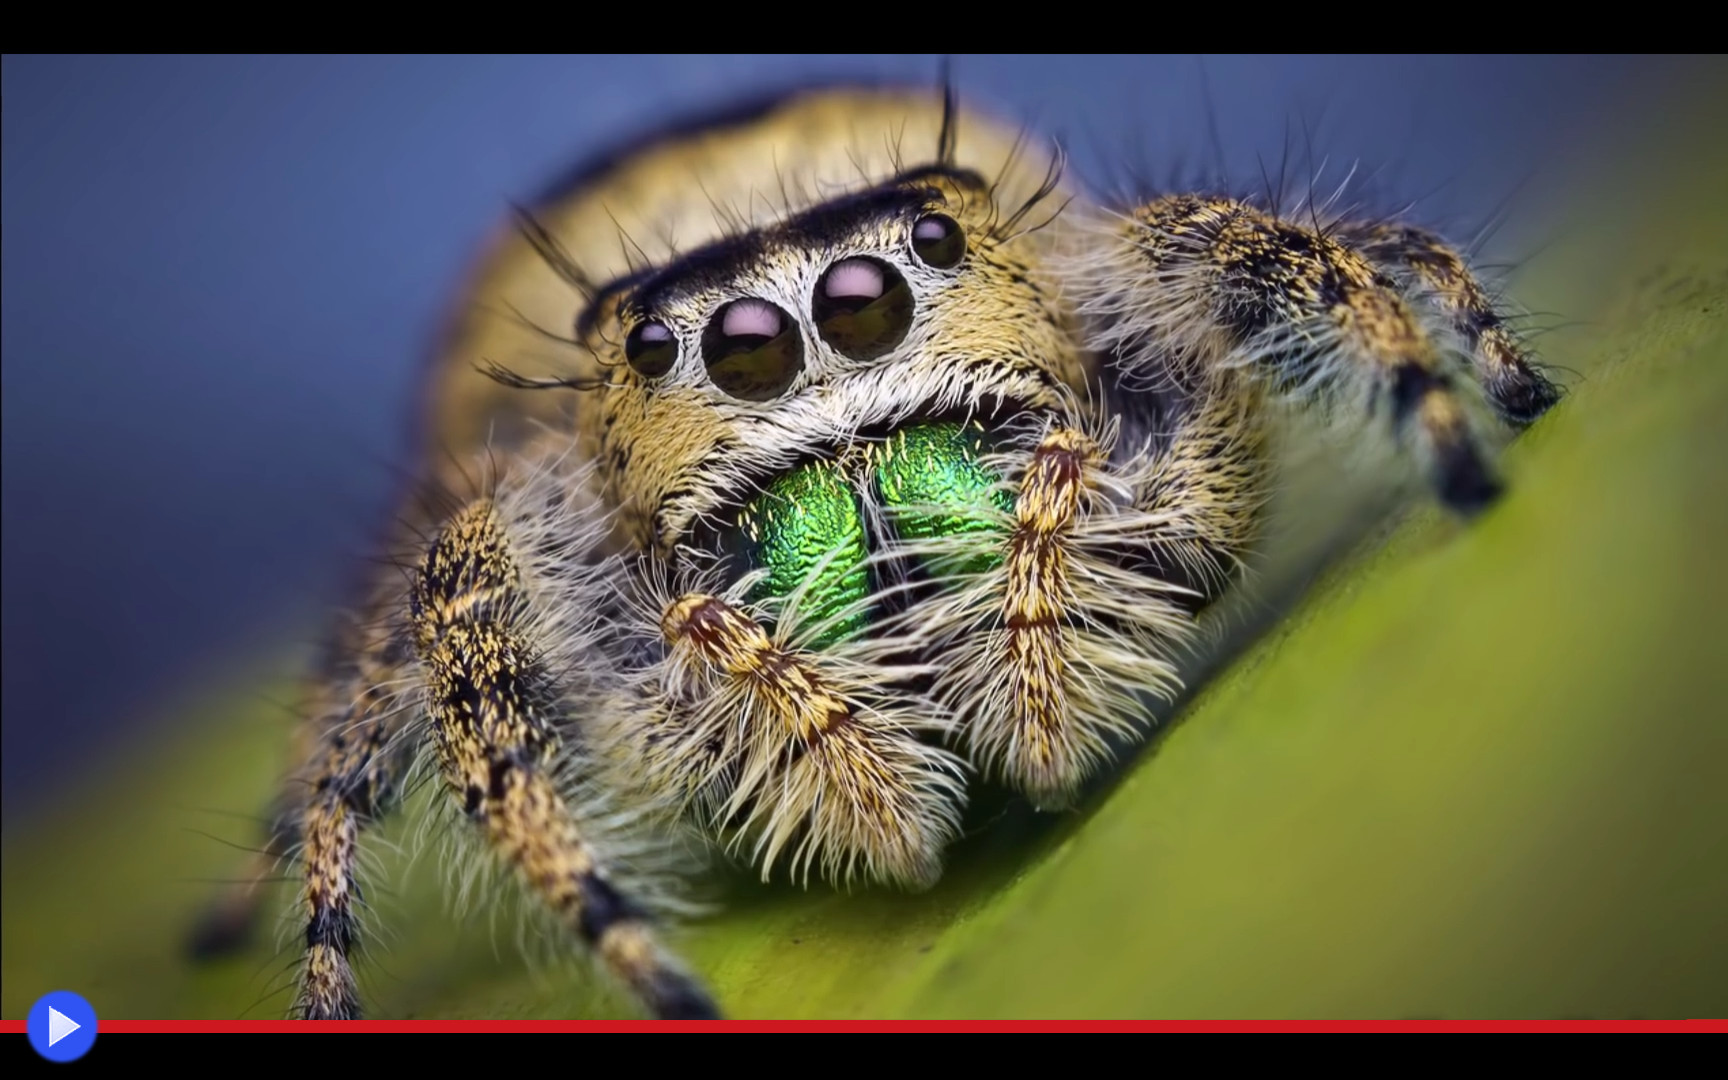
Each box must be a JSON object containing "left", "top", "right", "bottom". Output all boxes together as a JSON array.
[{"left": 188, "top": 81, "right": 1561, "bottom": 1020}]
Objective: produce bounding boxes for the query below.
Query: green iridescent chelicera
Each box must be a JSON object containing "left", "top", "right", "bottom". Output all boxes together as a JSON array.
[
  {"left": 736, "top": 421, "right": 1012, "bottom": 648},
  {"left": 738, "top": 459, "right": 871, "bottom": 648},
  {"left": 874, "top": 421, "right": 1014, "bottom": 578}
]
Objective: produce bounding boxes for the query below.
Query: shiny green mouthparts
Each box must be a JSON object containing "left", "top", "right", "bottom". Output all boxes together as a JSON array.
[
  {"left": 738, "top": 459, "right": 870, "bottom": 648},
  {"left": 874, "top": 422, "right": 1014, "bottom": 575},
  {"left": 737, "top": 422, "right": 1012, "bottom": 648}
]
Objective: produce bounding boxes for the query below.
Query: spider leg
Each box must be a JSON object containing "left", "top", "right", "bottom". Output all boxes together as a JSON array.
[
  {"left": 291, "top": 645, "right": 419, "bottom": 1020},
  {"left": 1075, "top": 194, "right": 1561, "bottom": 514},
  {"left": 1105, "top": 370, "right": 1271, "bottom": 612},
  {"left": 185, "top": 606, "right": 417, "bottom": 987},
  {"left": 649, "top": 591, "right": 966, "bottom": 890},
  {"left": 409, "top": 498, "right": 718, "bottom": 1019},
  {"left": 904, "top": 381, "right": 1268, "bottom": 810},
  {"left": 1337, "top": 221, "right": 1563, "bottom": 427}
]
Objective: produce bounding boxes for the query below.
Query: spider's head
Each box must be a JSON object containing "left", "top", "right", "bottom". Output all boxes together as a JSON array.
[
  {"left": 438, "top": 86, "right": 1091, "bottom": 630},
  {"left": 576, "top": 162, "right": 1088, "bottom": 562}
]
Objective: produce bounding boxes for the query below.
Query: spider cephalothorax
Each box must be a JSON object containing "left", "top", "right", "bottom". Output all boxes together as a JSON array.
[{"left": 190, "top": 81, "right": 1562, "bottom": 1021}]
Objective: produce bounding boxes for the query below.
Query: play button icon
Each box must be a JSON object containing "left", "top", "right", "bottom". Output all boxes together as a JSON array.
[
  {"left": 27, "top": 991, "right": 97, "bottom": 1062},
  {"left": 49, "top": 1006, "right": 82, "bottom": 1045}
]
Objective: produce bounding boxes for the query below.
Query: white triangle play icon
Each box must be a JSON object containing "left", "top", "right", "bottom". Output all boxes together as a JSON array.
[{"left": 47, "top": 1006, "right": 80, "bottom": 1047}]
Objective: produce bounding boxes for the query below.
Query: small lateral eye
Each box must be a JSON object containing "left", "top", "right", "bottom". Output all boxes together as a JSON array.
[
  {"left": 624, "top": 319, "right": 678, "bottom": 378},
  {"left": 911, "top": 213, "right": 965, "bottom": 269},
  {"left": 701, "top": 297, "right": 804, "bottom": 401},
  {"left": 812, "top": 257, "right": 913, "bottom": 361}
]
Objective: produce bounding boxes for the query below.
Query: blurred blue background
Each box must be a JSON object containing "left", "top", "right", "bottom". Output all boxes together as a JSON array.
[{"left": 0, "top": 55, "right": 1673, "bottom": 817}]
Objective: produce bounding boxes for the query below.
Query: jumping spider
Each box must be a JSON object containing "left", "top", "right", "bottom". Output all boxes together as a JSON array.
[{"left": 189, "top": 83, "right": 1561, "bottom": 1020}]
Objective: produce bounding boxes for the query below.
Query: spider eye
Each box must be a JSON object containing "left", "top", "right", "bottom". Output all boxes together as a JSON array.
[
  {"left": 624, "top": 319, "right": 678, "bottom": 378},
  {"left": 812, "top": 257, "right": 913, "bottom": 361},
  {"left": 911, "top": 213, "right": 965, "bottom": 269},
  {"left": 701, "top": 298, "right": 804, "bottom": 401}
]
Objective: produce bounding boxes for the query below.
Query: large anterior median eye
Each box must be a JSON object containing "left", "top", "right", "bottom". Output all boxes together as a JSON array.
[
  {"left": 624, "top": 319, "right": 678, "bottom": 378},
  {"left": 813, "top": 257, "right": 913, "bottom": 361},
  {"left": 701, "top": 298, "right": 804, "bottom": 401}
]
